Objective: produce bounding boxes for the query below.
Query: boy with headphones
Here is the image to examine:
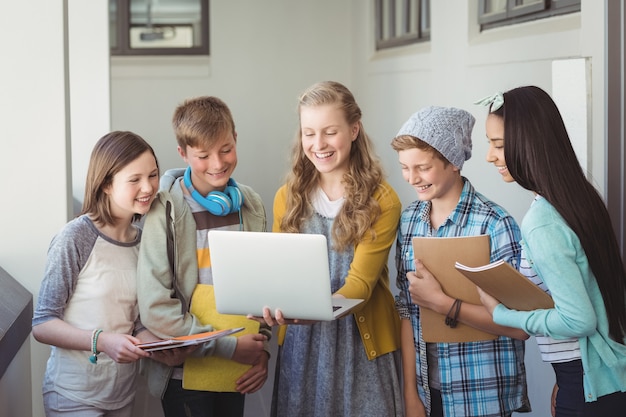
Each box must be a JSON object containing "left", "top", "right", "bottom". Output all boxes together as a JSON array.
[{"left": 136, "top": 96, "right": 271, "bottom": 417}]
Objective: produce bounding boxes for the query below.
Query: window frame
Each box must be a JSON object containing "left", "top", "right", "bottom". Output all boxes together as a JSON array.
[
  {"left": 110, "top": 0, "right": 209, "bottom": 56},
  {"left": 375, "top": 0, "right": 430, "bottom": 51},
  {"left": 606, "top": 0, "right": 626, "bottom": 259},
  {"left": 478, "top": 0, "right": 580, "bottom": 30}
]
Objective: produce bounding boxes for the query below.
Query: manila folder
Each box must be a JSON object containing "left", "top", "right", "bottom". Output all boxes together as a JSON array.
[{"left": 412, "top": 235, "right": 496, "bottom": 343}]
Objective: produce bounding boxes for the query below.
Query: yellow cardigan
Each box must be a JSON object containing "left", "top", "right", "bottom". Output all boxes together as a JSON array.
[{"left": 273, "top": 181, "right": 402, "bottom": 360}]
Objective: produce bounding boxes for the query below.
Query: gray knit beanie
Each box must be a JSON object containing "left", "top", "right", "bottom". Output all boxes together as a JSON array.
[{"left": 395, "top": 106, "right": 475, "bottom": 169}]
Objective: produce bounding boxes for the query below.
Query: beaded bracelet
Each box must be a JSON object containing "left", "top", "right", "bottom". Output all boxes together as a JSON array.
[
  {"left": 89, "top": 329, "right": 103, "bottom": 364},
  {"left": 444, "top": 299, "right": 462, "bottom": 328}
]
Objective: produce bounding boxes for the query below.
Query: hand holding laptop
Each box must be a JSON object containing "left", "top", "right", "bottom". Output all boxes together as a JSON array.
[
  {"left": 247, "top": 308, "right": 302, "bottom": 326},
  {"left": 250, "top": 294, "right": 354, "bottom": 326},
  {"left": 250, "top": 306, "right": 326, "bottom": 326}
]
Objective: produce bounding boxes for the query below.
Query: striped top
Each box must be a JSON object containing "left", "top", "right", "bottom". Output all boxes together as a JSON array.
[
  {"left": 184, "top": 193, "right": 241, "bottom": 284},
  {"left": 519, "top": 206, "right": 581, "bottom": 363}
]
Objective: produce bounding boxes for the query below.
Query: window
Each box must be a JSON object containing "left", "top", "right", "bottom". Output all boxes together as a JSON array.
[
  {"left": 478, "top": 0, "right": 580, "bottom": 30},
  {"left": 110, "top": 0, "right": 209, "bottom": 56},
  {"left": 375, "top": 0, "right": 430, "bottom": 50}
]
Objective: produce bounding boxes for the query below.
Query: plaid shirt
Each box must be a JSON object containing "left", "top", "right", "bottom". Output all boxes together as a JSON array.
[{"left": 395, "top": 178, "right": 531, "bottom": 417}]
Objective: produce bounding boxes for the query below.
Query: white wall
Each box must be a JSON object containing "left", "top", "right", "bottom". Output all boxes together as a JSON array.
[
  {"left": 69, "top": 0, "right": 111, "bottom": 211},
  {"left": 0, "top": 2, "right": 111, "bottom": 416},
  {"left": 348, "top": 1, "right": 605, "bottom": 415},
  {"left": 0, "top": 1, "right": 71, "bottom": 416},
  {"left": 111, "top": 0, "right": 353, "bottom": 225},
  {"left": 350, "top": 1, "right": 594, "bottom": 220}
]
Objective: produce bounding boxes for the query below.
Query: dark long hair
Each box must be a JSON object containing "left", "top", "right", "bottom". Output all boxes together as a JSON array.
[{"left": 492, "top": 85, "right": 626, "bottom": 343}]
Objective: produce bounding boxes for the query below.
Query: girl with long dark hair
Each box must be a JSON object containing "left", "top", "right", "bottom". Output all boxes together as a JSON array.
[{"left": 477, "top": 85, "right": 626, "bottom": 416}]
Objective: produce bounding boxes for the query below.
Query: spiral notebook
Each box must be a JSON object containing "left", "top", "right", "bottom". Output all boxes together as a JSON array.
[{"left": 208, "top": 230, "right": 364, "bottom": 321}]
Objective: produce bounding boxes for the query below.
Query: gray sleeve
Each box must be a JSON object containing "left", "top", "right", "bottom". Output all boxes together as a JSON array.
[{"left": 32, "top": 217, "right": 98, "bottom": 327}]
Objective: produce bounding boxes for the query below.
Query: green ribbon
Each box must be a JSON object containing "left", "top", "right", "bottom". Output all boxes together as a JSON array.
[{"left": 474, "top": 92, "right": 504, "bottom": 112}]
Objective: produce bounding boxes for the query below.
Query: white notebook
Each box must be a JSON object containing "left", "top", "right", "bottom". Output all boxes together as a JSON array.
[{"left": 208, "top": 230, "right": 364, "bottom": 321}]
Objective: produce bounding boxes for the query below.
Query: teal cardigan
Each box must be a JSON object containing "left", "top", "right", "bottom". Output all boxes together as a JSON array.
[{"left": 493, "top": 197, "right": 626, "bottom": 402}]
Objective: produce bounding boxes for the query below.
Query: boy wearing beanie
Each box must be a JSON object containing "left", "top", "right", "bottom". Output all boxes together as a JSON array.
[{"left": 392, "top": 106, "right": 530, "bottom": 417}]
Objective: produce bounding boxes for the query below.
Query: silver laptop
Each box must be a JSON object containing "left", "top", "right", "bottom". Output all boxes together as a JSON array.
[{"left": 208, "top": 230, "right": 364, "bottom": 321}]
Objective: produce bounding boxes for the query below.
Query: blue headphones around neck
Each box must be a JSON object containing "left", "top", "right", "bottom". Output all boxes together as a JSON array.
[{"left": 183, "top": 166, "right": 243, "bottom": 216}]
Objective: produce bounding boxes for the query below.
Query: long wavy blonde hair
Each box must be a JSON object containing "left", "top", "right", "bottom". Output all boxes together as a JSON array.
[{"left": 280, "top": 81, "right": 383, "bottom": 251}]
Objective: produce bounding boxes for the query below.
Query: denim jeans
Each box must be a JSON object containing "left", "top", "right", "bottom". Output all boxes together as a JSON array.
[{"left": 161, "top": 378, "right": 245, "bottom": 417}]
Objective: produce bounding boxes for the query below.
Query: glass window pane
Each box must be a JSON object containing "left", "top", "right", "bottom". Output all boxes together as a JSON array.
[
  {"left": 380, "top": 0, "right": 390, "bottom": 40},
  {"left": 394, "top": 0, "right": 403, "bottom": 37},
  {"left": 422, "top": 0, "right": 430, "bottom": 32},
  {"left": 109, "top": 0, "right": 117, "bottom": 49},
  {"left": 485, "top": 0, "right": 507, "bottom": 13},
  {"left": 408, "top": 0, "right": 418, "bottom": 36},
  {"left": 375, "top": 0, "right": 429, "bottom": 50},
  {"left": 480, "top": 0, "right": 579, "bottom": 30},
  {"left": 129, "top": 0, "right": 202, "bottom": 49}
]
